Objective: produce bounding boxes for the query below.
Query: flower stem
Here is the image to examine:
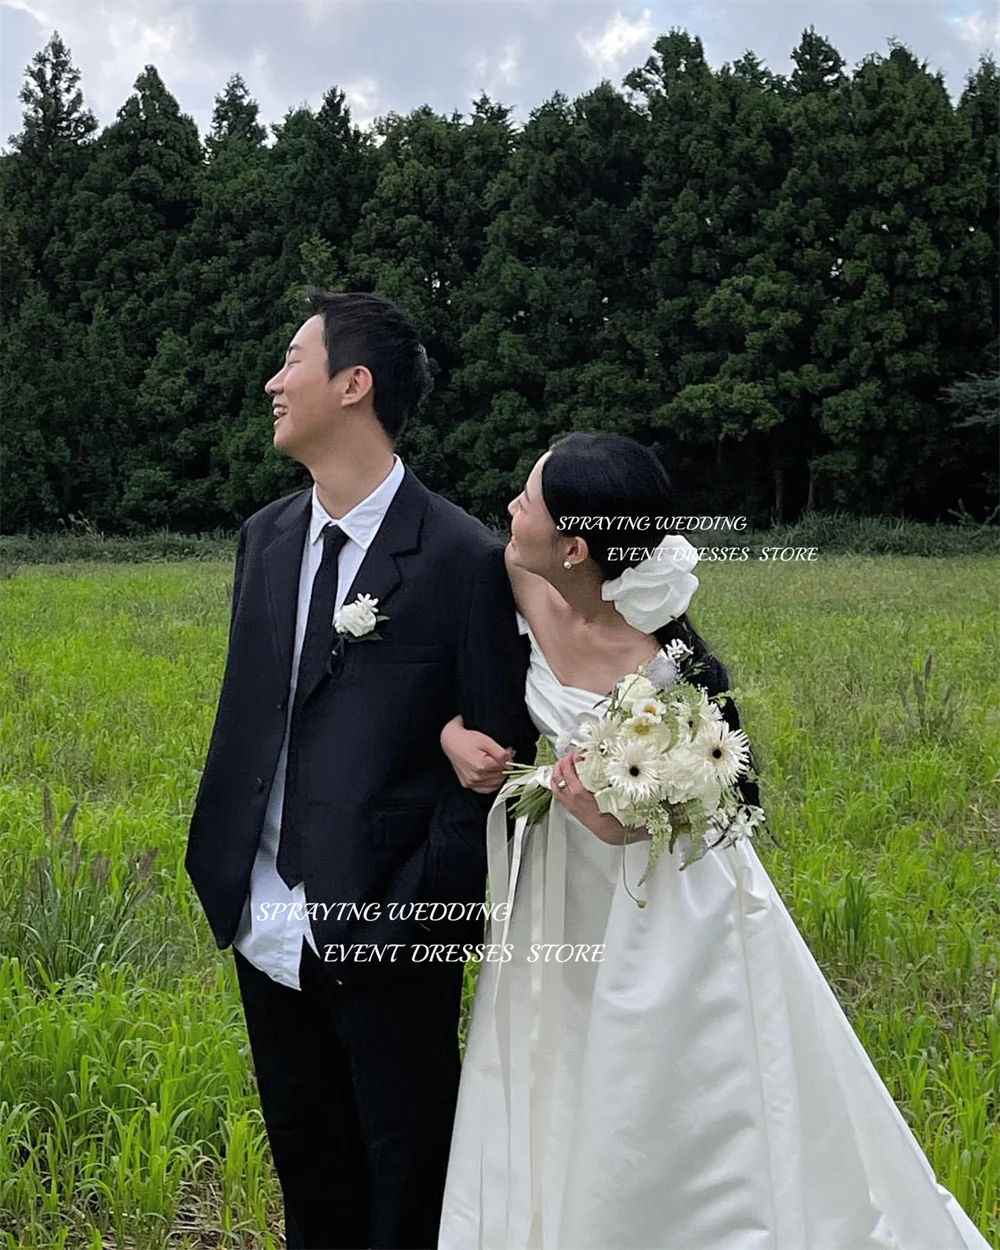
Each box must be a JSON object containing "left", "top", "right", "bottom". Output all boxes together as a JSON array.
[{"left": 620, "top": 828, "right": 646, "bottom": 908}]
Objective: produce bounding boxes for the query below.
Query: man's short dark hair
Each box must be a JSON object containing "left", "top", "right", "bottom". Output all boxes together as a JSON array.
[{"left": 303, "top": 286, "right": 431, "bottom": 441}]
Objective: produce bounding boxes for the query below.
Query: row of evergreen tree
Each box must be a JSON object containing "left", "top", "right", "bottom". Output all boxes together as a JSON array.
[{"left": 1, "top": 28, "right": 997, "bottom": 533}]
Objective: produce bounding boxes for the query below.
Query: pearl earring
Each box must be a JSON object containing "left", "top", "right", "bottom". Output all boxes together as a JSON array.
[{"left": 563, "top": 560, "right": 572, "bottom": 569}]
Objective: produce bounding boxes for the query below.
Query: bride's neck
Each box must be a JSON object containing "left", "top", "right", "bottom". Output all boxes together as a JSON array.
[{"left": 551, "top": 565, "right": 627, "bottom": 631}]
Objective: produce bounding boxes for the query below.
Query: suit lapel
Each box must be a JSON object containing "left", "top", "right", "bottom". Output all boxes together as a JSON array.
[
  {"left": 338, "top": 467, "right": 429, "bottom": 616},
  {"left": 260, "top": 469, "right": 431, "bottom": 690},
  {"left": 261, "top": 489, "right": 311, "bottom": 685}
]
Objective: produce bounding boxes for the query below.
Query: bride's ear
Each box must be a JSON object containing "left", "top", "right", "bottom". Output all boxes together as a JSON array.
[{"left": 563, "top": 536, "right": 589, "bottom": 569}]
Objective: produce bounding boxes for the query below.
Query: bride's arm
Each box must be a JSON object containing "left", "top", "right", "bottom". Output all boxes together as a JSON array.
[
  {"left": 440, "top": 715, "right": 514, "bottom": 794},
  {"left": 436, "top": 543, "right": 545, "bottom": 794}
]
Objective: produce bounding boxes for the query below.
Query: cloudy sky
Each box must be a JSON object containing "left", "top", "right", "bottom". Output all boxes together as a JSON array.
[{"left": 1, "top": 0, "right": 997, "bottom": 157}]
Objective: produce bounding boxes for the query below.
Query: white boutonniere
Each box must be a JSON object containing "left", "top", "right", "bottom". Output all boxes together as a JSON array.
[{"left": 333, "top": 593, "right": 388, "bottom": 644}]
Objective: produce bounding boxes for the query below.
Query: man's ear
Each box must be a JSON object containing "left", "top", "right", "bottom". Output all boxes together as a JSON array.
[{"left": 341, "top": 364, "right": 374, "bottom": 408}]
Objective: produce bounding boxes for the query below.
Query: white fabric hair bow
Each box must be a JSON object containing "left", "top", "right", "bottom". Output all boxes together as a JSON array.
[{"left": 600, "top": 533, "right": 700, "bottom": 631}]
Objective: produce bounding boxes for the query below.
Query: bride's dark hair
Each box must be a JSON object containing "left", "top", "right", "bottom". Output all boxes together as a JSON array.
[{"left": 541, "top": 431, "right": 761, "bottom": 807}]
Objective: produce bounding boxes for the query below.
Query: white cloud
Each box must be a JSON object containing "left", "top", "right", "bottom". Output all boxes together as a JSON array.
[
  {"left": 497, "top": 41, "right": 521, "bottom": 86},
  {"left": 1, "top": 0, "right": 51, "bottom": 20},
  {"left": 2, "top": 0, "right": 233, "bottom": 125},
  {"left": 946, "top": 10, "right": 1000, "bottom": 49},
  {"left": 575, "top": 7, "right": 655, "bottom": 75},
  {"left": 466, "top": 38, "right": 521, "bottom": 104},
  {"left": 343, "top": 75, "right": 380, "bottom": 129}
]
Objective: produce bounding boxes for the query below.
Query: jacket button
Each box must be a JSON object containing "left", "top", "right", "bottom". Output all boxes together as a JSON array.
[
  {"left": 255, "top": 777, "right": 265, "bottom": 792},
  {"left": 276, "top": 699, "right": 286, "bottom": 711}
]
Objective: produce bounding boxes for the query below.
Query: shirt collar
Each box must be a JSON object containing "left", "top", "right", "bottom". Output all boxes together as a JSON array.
[{"left": 308, "top": 454, "right": 405, "bottom": 550}]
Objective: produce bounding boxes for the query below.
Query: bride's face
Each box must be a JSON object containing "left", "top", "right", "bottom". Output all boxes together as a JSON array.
[{"left": 507, "top": 454, "right": 564, "bottom": 576}]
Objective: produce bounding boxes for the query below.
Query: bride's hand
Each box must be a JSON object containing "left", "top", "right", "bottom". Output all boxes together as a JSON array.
[
  {"left": 550, "top": 751, "right": 651, "bottom": 845},
  {"left": 440, "top": 714, "right": 515, "bottom": 794}
]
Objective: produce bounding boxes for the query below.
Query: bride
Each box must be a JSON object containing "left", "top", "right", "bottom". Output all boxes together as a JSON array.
[{"left": 434, "top": 433, "right": 989, "bottom": 1250}]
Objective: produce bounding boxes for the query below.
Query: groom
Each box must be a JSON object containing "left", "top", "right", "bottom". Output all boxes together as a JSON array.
[{"left": 185, "top": 288, "right": 536, "bottom": 1249}]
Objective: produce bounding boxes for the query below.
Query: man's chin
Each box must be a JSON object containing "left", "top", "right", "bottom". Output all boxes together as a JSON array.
[{"left": 272, "top": 425, "right": 297, "bottom": 457}]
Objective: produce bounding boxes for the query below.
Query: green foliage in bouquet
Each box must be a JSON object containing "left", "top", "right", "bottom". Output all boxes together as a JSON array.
[{"left": 504, "top": 734, "right": 557, "bottom": 825}]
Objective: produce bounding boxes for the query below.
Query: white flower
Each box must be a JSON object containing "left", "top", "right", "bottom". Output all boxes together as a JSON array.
[
  {"left": 604, "top": 737, "right": 667, "bottom": 805},
  {"left": 656, "top": 746, "right": 706, "bottom": 804},
  {"left": 622, "top": 711, "right": 662, "bottom": 740},
  {"left": 675, "top": 721, "right": 751, "bottom": 807},
  {"left": 554, "top": 730, "right": 575, "bottom": 758},
  {"left": 576, "top": 718, "right": 618, "bottom": 791},
  {"left": 629, "top": 696, "right": 665, "bottom": 722},
  {"left": 334, "top": 593, "right": 380, "bottom": 637},
  {"left": 715, "top": 803, "right": 766, "bottom": 845},
  {"left": 577, "top": 716, "right": 619, "bottom": 757},
  {"left": 593, "top": 784, "right": 640, "bottom": 820},
  {"left": 663, "top": 638, "right": 693, "bottom": 664},
  {"left": 672, "top": 685, "right": 724, "bottom": 739},
  {"left": 616, "top": 672, "right": 658, "bottom": 705},
  {"left": 621, "top": 711, "right": 675, "bottom": 755}
]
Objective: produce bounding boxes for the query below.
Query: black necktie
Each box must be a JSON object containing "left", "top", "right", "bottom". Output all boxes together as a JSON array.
[{"left": 277, "top": 521, "right": 350, "bottom": 889}]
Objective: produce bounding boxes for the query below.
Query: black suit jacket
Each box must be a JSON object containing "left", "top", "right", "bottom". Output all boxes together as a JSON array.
[{"left": 185, "top": 467, "right": 537, "bottom": 976}]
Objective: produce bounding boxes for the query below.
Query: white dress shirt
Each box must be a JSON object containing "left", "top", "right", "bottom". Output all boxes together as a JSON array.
[{"left": 232, "top": 454, "right": 406, "bottom": 990}]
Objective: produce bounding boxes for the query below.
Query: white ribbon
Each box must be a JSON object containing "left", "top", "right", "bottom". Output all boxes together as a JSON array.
[
  {"left": 600, "top": 532, "right": 701, "bottom": 632},
  {"left": 485, "top": 763, "right": 567, "bottom": 1248}
]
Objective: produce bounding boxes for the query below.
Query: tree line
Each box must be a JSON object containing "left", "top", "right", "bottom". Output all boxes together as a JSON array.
[{"left": 1, "top": 27, "right": 997, "bottom": 534}]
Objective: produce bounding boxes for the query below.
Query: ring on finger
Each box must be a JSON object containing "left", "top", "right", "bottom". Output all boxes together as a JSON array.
[{"left": 556, "top": 778, "right": 567, "bottom": 789}]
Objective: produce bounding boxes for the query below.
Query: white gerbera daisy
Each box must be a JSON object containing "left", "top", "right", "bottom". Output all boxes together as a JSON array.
[
  {"left": 575, "top": 715, "right": 612, "bottom": 750},
  {"left": 574, "top": 717, "right": 618, "bottom": 790},
  {"left": 604, "top": 738, "right": 667, "bottom": 804},
  {"left": 577, "top": 717, "right": 619, "bottom": 759},
  {"left": 672, "top": 686, "right": 724, "bottom": 738},
  {"left": 577, "top": 751, "right": 611, "bottom": 792},
  {"left": 688, "top": 720, "right": 751, "bottom": 789}
]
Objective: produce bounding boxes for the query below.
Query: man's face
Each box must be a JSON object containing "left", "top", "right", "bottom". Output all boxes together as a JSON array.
[{"left": 264, "top": 314, "right": 371, "bottom": 462}]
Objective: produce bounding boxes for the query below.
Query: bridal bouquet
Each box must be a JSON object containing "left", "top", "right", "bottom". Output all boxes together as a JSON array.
[{"left": 504, "top": 639, "right": 766, "bottom": 905}]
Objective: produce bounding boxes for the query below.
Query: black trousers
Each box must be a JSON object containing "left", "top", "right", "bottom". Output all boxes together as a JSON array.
[{"left": 233, "top": 938, "right": 465, "bottom": 1249}]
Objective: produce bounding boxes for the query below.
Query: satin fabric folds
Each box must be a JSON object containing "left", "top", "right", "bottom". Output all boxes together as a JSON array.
[{"left": 437, "top": 615, "right": 989, "bottom": 1250}]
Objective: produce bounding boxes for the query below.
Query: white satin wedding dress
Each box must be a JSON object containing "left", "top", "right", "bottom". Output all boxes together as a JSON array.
[{"left": 437, "top": 614, "right": 989, "bottom": 1250}]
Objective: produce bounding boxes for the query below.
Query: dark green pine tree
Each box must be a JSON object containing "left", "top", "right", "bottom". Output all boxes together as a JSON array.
[
  {"left": 0, "top": 31, "right": 99, "bottom": 317},
  {"left": 217, "top": 87, "right": 380, "bottom": 520},
  {"left": 447, "top": 81, "right": 650, "bottom": 518},
  {"left": 668, "top": 30, "right": 859, "bottom": 521},
  {"left": 957, "top": 53, "right": 999, "bottom": 321},
  {"left": 656, "top": 48, "right": 801, "bottom": 520},
  {"left": 813, "top": 42, "right": 992, "bottom": 516},
  {"left": 147, "top": 73, "right": 295, "bottom": 529},
  {"left": 618, "top": 31, "right": 741, "bottom": 516},
  {"left": 343, "top": 94, "right": 518, "bottom": 496},
  {"left": 0, "top": 32, "right": 102, "bottom": 529},
  {"left": 946, "top": 53, "right": 1000, "bottom": 517},
  {"left": 47, "top": 65, "right": 204, "bottom": 527}
]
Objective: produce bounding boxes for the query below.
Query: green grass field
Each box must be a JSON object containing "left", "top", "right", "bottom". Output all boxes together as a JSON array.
[{"left": 1, "top": 555, "right": 997, "bottom": 1247}]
